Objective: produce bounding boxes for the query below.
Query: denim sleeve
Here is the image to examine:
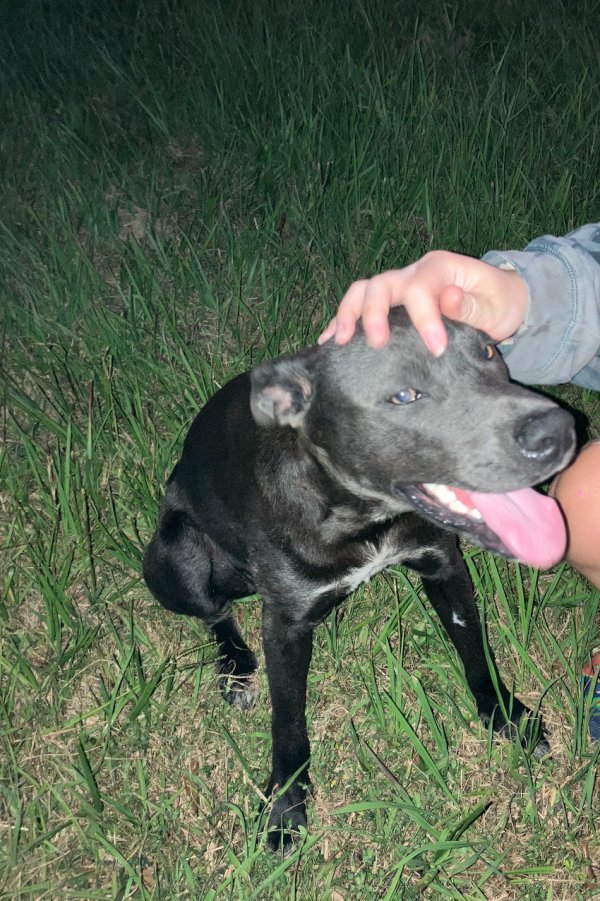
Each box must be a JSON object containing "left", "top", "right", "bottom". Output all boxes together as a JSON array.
[{"left": 481, "top": 223, "right": 600, "bottom": 388}]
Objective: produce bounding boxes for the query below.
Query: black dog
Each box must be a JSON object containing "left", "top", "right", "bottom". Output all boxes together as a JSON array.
[{"left": 143, "top": 309, "right": 575, "bottom": 850}]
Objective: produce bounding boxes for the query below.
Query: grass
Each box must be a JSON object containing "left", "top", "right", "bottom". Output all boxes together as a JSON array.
[{"left": 1, "top": 0, "right": 599, "bottom": 896}]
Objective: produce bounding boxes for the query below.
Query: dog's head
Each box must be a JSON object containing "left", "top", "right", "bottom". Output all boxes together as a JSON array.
[{"left": 250, "top": 309, "right": 576, "bottom": 567}]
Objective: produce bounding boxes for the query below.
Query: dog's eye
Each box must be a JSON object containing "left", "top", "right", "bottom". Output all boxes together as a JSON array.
[
  {"left": 389, "top": 388, "right": 422, "bottom": 405},
  {"left": 482, "top": 343, "right": 496, "bottom": 360}
]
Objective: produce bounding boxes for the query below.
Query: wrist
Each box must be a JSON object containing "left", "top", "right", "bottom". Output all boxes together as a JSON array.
[{"left": 495, "top": 266, "right": 529, "bottom": 340}]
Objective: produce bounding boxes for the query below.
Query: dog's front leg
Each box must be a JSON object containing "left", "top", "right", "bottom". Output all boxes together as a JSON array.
[
  {"left": 262, "top": 605, "right": 313, "bottom": 852},
  {"left": 417, "top": 543, "right": 548, "bottom": 757}
]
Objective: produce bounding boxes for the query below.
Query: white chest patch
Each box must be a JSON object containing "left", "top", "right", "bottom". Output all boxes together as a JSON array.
[
  {"left": 307, "top": 538, "right": 417, "bottom": 605},
  {"left": 341, "top": 540, "right": 404, "bottom": 593}
]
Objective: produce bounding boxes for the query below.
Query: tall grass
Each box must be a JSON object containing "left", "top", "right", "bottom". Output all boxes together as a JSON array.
[{"left": 1, "top": 0, "right": 599, "bottom": 897}]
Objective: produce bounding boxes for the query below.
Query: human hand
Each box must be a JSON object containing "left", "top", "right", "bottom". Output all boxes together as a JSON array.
[{"left": 320, "top": 251, "right": 529, "bottom": 355}]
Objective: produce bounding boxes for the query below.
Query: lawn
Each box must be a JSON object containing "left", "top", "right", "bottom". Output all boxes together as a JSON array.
[{"left": 1, "top": 0, "right": 599, "bottom": 897}]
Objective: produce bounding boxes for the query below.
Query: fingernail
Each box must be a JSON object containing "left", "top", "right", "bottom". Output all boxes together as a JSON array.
[
  {"left": 318, "top": 324, "right": 334, "bottom": 344},
  {"left": 425, "top": 329, "right": 446, "bottom": 357}
]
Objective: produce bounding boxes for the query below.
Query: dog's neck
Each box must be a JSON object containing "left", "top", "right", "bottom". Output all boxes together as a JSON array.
[{"left": 306, "top": 441, "right": 413, "bottom": 540}]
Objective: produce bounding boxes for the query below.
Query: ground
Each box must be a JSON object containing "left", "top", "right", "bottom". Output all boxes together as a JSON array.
[{"left": 1, "top": 0, "right": 599, "bottom": 897}]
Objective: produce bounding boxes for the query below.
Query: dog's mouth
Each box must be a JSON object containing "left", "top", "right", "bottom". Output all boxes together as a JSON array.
[{"left": 396, "top": 482, "right": 567, "bottom": 568}]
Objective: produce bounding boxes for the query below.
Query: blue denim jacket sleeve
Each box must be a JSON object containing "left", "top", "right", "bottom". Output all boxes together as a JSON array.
[{"left": 481, "top": 223, "right": 600, "bottom": 388}]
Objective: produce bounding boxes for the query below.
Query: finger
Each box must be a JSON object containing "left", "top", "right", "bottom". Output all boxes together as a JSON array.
[
  {"left": 439, "top": 284, "right": 466, "bottom": 319},
  {"left": 330, "top": 280, "right": 370, "bottom": 344},
  {"left": 401, "top": 286, "right": 448, "bottom": 356},
  {"left": 440, "top": 283, "right": 501, "bottom": 338},
  {"left": 317, "top": 319, "right": 337, "bottom": 344},
  {"left": 360, "top": 280, "right": 395, "bottom": 347},
  {"left": 359, "top": 269, "right": 428, "bottom": 347}
]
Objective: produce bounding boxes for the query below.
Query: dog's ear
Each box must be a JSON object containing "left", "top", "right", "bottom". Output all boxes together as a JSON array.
[{"left": 250, "top": 358, "right": 313, "bottom": 428}]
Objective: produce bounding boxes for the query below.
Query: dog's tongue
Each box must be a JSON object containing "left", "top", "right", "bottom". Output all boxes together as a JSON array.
[{"left": 468, "top": 487, "right": 567, "bottom": 568}]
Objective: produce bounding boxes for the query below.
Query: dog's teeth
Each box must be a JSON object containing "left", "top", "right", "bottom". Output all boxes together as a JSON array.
[
  {"left": 425, "top": 483, "right": 456, "bottom": 504},
  {"left": 424, "top": 482, "right": 482, "bottom": 520}
]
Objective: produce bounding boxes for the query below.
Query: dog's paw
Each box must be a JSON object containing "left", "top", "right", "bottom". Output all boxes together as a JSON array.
[
  {"left": 502, "top": 712, "right": 550, "bottom": 760},
  {"left": 265, "top": 793, "right": 308, "bottom": 854},
  {"left": 479, "top": 705, "right": 550, "bottom": 759},
  {"left": 263, "top": 776, "right": 311, "bottom": 853},
  {"left": 219, "top": 673, "right": 258, "bottom": 709},
  {"left": 218, "top": 649, "right": 259, "bottom": 709},
  {"left": 528, "top": 729, "right": 550, "bottom": 761}
]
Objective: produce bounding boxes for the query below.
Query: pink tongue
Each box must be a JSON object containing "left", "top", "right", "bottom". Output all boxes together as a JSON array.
[{"left": 467, "top": 487, "right": 567, "bottom": 568}]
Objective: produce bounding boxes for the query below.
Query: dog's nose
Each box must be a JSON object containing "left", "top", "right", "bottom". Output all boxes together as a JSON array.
[{"left": 514, "top": 408, "right": 575, "bottom": 461}]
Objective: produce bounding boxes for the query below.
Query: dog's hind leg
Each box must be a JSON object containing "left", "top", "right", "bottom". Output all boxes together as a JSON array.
[
  {"left": 211, "top": 613, "right": 259, "bottom": 709},
  {"left": 143, "top": 509, "right": 258, "bottom": 708},
  {"left": 412, "top": 542, "right": 548, "bottom": 758}
]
